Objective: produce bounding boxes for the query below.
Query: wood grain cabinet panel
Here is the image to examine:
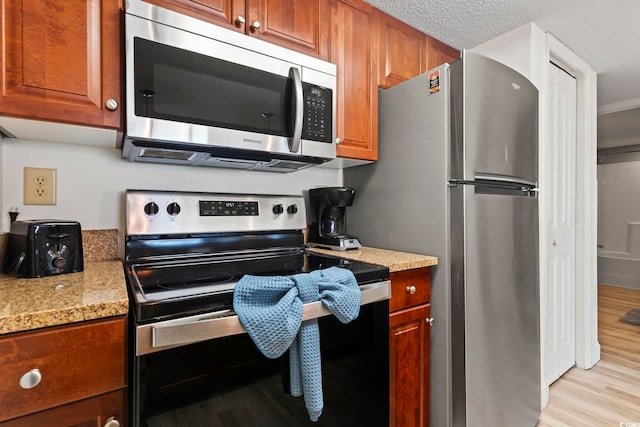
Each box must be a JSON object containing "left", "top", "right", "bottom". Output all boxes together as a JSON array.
[
  {"left": 390, "top": 303, "right": 431, "bottom": 427},
  {"left": 149, "top": 0, "right": 330, "bottom": 59},
  {"left": 0, "top": 390, "right": 125, "bottom": 427},
  {"left": 246, "top": 0, "right": 330, "bottom": 59},
  {"left": 0, "top": 0, "right": 122, "bottom": 129},
  {"left": 331, "top": 0, "right": 378, "bottom": 160},
  {"left": 377, "top": 10, "right": 426, "bottom": 89},
  {"left": 144, "top": 0, "right": 246, "bottom": 30},
  {"left": 427, "top": 35, "right": 460, "bottom": 69},
  {"left": 0, "top": 316, "right": 127, "bottom": 423},
  {"left": 389, "top": 268, "right": 432, "bottom": 427}
]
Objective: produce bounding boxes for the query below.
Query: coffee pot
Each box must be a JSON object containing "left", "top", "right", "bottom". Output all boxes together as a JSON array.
[{"left": 307, "top": 187, "right": 362, "bottom": 251}]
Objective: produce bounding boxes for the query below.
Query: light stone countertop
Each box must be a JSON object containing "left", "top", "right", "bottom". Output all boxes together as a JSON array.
[
  {"left": 307, "top": 246, "right": 438, "bottom": 272},
  {"left": 0, "top": 260, "right": 128, "bottom": 335},
  {"left": 0, "top": 242, "right": 436, "bottom": 335}
]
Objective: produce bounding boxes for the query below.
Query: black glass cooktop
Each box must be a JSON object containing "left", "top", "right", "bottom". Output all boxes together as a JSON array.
[{"left": 126, "top": 251, "right": 389, "bottom": 323}]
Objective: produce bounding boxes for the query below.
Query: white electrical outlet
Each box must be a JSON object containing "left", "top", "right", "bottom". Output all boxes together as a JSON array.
[{"left": 24, "top": 167, "right": 56, "bottom": 205}]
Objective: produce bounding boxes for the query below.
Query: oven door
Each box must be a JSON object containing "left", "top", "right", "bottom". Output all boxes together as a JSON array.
[
  {"left": 124, "top": 2, "right": 336, "bottom": 161},
  {"left": 130, "top": 281, "right": 390, "bottom": 427}
]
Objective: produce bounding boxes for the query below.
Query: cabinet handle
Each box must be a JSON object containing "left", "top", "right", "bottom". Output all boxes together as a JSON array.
[
  {"left": 426, "top": 318, "right": 434, "bottom": 326},
  {"left": 336, "top": 137, "right": 342, "bottom": 145},
  {"left": 105, "top": 98, "right": 119, "bottom": 111},
  {"left": 406, "top": 285, "right": 416, "bottom": 295},
  {"left": 250, "top": 20, "right": 261, "bottom": 30},
  {"left": 104, "top": 417, "right": 120, "bottom": 427},
  {"left": 19, "top": 368, "right": 42, "bottom": 389},
  {"left": 235, "top": 15, "right": 245, "bottom": 25}
]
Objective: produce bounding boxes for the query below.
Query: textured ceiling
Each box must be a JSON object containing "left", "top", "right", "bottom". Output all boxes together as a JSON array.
[{"left": 365, "top": 0, "right": 640, "bottom": 109}]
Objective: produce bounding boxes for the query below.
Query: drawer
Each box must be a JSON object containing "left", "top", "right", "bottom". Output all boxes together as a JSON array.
[
  {"left": 0, "top": 316, "right": 127, "bottom": 422},
  {"left": 389, "top": 267, "right": 431, "bottom": 312},
  {"left": 0, "top": 389, "right": 125, "bottom": 427}
]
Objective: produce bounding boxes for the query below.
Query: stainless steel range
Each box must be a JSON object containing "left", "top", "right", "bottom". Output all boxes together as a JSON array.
[{"left": 123, "top": 190, "right": 391, "bottom": 426}]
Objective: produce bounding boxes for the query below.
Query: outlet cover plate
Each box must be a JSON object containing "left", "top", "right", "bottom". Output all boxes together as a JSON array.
[{"left": 24, "top": 167, "right": 56, "bottom": 205}]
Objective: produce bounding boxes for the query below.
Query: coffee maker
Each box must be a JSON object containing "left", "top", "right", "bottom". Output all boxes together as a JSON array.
[{"left": 307, "top": 187, "right": 362, "bottom": 251}]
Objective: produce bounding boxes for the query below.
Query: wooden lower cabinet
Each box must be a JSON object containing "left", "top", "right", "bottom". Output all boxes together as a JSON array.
[
  {"left": 389, "top": 268, "right": 432, "bottom": 427},
  {"left": 0, "top": 316, "right": 127, "bottom": 426},
  {"left": 0, "top": 390, "right": 125, "bottom": 427}
]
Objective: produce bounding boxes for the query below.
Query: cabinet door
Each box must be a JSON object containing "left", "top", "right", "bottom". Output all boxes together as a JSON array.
[
  {"left": 377, "top": 11, "right": 426, "bottom": 89},
  {"left": 0, "top": 390, "right": 125, "bottom": 427},
  {"left": 331, "top": 0, "right": 378, "bottom": 161},
  {"left": 389, "top": 304, "right": 431, "bottom": 427},
  {"left": 143, "top": 0, "right": 246, "bottom": 30},
  {"left": 0, "top": 316, "right": 127, "bottom": 422},
  {"left": 427, "top": 36, "right": 459, "bottom": 70},
  {"left": 0, "top": 0, "right": 122, "bottom": 129},
  {"left": 246, "top": 0, "right": 330, "bottom": 60}
]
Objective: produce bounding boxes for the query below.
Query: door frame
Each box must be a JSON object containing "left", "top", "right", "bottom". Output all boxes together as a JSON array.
[{"left": 539, "top": 33, "right": 599, "bottom": 406}]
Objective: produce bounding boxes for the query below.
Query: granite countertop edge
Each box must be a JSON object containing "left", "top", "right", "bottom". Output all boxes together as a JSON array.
[
  {"left": 0, "top": 247, "right": 437, "bottom": 335},
  {"left": 307, "top": 246, "right": 438, "bottom": 272},
  {"left": 0, "top": 260, "right": 129, "bottom": 335}
]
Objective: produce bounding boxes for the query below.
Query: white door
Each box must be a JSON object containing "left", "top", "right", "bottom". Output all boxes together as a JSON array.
[{"left": 545, "top": 61, "right": 577, "bottom": 385}]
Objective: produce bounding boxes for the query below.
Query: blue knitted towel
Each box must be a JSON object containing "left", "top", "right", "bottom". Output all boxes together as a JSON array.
[{"left": 233, "top": 266, "right": 361, "bottom": 422}]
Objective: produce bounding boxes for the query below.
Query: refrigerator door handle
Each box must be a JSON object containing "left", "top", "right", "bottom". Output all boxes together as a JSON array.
[
  {"left": 448, "top": 179, "right": 538, "bottom": 196},
  {"left": 474, "top": 173, "right": 537, "bottom": 187}
]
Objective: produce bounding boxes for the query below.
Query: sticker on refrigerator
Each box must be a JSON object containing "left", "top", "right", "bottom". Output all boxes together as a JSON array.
[{"left": 429, "top": 71, "right": 440, "bottom": 94}]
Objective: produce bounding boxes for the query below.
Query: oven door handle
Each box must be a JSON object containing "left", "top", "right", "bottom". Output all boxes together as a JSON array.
[{"left": 138, "top": 280, "right": 391, "bottom": 355}]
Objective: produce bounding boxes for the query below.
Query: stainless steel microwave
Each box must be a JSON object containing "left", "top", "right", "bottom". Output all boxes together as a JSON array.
[{"left": 123, "top": 0, "right": 336, "bottom": 172}]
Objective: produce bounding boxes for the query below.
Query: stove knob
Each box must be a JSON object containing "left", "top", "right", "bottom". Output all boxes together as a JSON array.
[
  {"left": 144, "top": 202, "right": 159, "bottom": 216},
  {"left": 52, "top": 257, "right": 67, "bottom": 268},
  {"left": 287, "top": 204, "right": 298, "bottom": 214},
  {"left": 167, "top": 202, "right": 181, "bottom": 216},
  {"left": 272, "top": 204, "right": 284, "bottom": 215}
]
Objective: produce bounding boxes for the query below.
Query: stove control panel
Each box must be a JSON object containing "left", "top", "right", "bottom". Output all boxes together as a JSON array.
[
  {"left": 200, "top": 200, "right": 258, "bottom": 216},
  {"left": 126, "top": 190, "right": 307, "bottom": 235}
]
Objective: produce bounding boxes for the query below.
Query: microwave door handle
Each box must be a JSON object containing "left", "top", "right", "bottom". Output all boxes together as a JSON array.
[{"left": 289, "top": 67, "right": 303, "bottom": 153}]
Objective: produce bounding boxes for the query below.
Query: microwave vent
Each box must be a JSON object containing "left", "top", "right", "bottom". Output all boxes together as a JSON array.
[{"left": 140, "top": 148, "right": 197, "bottom": 161}]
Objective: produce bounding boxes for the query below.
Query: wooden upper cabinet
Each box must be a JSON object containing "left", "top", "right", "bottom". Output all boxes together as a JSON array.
[
  {"left": 377, "top": 11, "right": 426, "bottom": 89},
  {"left": 143, "top": 0, "right": 246, "bottom": 30},
  {"left": 331, "top": 0, "right": 378, "bottom": 161},
  {"left": 246, "top": 0, "right": 330, "bottom": 60},
  {"left": 427, "top": 35, "right": 459, "bottom": 69},
  {"left": 0, "top": 0, "right": 122, "bottom": 129},
  {"left": 149, "top": 0, "right": 330, "bottom": 60}
]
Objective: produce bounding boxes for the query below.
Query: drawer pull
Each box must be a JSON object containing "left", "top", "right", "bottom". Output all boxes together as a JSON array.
[
  {"left": 104, "top": 416, "right": 121, "bottom": 427},
  {"left": 426, "top": 318, "right": 434, "bottom": 326},
  {"left": 406, "top": 285, "right": 416, "bottom": 295},
  {"left": 19, "top": 368, "right": 42, "bottom": 389}
]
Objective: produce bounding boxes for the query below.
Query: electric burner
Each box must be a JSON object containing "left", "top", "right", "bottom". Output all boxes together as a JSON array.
[{"left": 124, "top": 191, "right": 390, "bottom": 324}]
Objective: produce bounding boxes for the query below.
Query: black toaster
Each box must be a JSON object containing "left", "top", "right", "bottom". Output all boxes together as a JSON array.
[{"left": 3, "top": 220, "right": 84, "bottom": 278}]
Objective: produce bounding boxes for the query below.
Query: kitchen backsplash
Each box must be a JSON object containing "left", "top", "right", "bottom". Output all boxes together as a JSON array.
[
  {"left": 82, "top": 229, "right": 119, "bottom": 261},
  {"left": 0, "top": 229, "right": 120, "bottom": 268},
  {"left": 0, "top": 138, "right": 342, "bottom": 232}
]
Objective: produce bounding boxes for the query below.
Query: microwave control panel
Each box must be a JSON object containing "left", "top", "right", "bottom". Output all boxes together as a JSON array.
[{"left": 302, "top": 83, "right": 332, "bottom": 143}]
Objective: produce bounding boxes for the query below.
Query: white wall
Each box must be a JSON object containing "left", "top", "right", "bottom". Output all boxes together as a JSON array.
[
  {"left": 598, "top": 161, "right": 640, "bottom": 253},
  {"left": 1, "top": 138, "right": 342, "bottom": 232}
]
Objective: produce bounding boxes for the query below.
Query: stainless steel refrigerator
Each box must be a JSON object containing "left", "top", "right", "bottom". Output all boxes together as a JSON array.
[{"left": 345, "top": 51, "right": 540, "bottom": 427}]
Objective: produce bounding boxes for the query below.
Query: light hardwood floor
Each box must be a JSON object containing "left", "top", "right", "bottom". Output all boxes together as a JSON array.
[{"left": 538, "top": 284, "right": 640, "bottom": 426}]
